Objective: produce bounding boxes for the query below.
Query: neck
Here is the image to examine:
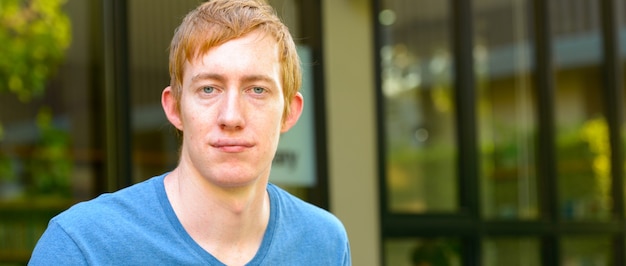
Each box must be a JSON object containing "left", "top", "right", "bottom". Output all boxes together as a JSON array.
[{"left": 164, "top": 167, "right": 270, "bottom": 264}]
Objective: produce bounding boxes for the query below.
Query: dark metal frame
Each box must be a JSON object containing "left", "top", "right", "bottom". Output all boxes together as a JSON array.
[
  {"left": 374, "top": 0, "right": 626, "bottom": 265},
  {"left": 298, "top": 0, "right": 330, "bottom": 209},
  {"left": 101, "top": 0, "right": 133, "bottom": 192}
]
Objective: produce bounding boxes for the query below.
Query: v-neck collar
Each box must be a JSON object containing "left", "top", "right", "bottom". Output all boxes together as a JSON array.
[{"left": 155, "top": 173, "right": 278, "bottom": 265}]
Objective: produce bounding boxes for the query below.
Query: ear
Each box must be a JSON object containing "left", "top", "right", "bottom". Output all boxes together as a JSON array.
[
  {"left": 281, "top": 92, "right": 304, "bottom": 133},
  {"left": 162, "top": 86, "right": 184, "bottom": 131}
]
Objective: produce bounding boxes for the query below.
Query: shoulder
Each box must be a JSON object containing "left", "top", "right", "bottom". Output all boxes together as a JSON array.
[
  {"left": 31, "top": 175, "right": 169, "bottom": 264},
  {"left": 31, "top": 173, "right": 216, "bottom": 265},
  {"left": 51, "top": 175, "right": 164, "bottom": 234},
  {"left": 267, "top": 183, "right": 348, "bottom": 239},
  {"left": 262, "top": 184, "right": 351, "bottom": 265}
]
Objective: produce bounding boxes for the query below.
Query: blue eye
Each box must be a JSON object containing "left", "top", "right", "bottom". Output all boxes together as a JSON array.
[
  {"left": 202, "top": 86, "right": 215, "bottom": 93},
  {"left": 252, "top": 87, "right": 265, "bottom": 94}
]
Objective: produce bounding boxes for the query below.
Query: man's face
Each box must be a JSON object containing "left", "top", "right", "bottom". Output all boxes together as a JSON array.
[{"left": 162, "top": 30, "right": 302, "bottom": 188}]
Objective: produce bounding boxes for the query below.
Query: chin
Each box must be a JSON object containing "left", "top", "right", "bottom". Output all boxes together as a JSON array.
[
  {"left": 207, "top": 169, "right": 265, "bottom": 189},
  {"left": 210, "top": 178, "right": 261, "bottom": 191}
]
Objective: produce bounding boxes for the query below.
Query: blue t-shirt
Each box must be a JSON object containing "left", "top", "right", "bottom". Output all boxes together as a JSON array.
[{"left": 29, "top": 173, "right": 351, "bottom": 265}]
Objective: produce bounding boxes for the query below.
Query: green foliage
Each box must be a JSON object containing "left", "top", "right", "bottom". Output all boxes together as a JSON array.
[
  {"left": 0, "top": 0, "right": 71, "bottom": 102},
  {"left": 27, "top": 107, "right": 72, "bottom": 197},
  {"left": 0, "top": 152, "right": 15, "bottom": 182},
  {"left": 0, "top": 0, "right": 73, "bottom": 198}
]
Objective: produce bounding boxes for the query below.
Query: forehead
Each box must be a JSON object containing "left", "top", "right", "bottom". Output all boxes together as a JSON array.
[{"left": 184, "top": 31, "right": 281, "bottom": 80}]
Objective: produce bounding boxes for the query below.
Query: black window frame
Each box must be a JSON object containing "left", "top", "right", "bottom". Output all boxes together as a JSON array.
[{"left": 374, "top": 0, "right": 626, "bottom": 265}]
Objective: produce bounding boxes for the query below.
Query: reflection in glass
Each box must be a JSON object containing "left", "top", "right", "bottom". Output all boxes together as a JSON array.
[
  {"left": 128, "top": 0, "right": 200, "bottom": 183},
  {"left": 0, "top": 0, "right": 96, "bottom": 262},
  {"left": 561, "top": 236, "right": 612, "bottom": 266},
  {"left": 473, "top": 0, "right": 539, "bottom": 220},
  {"left": 385, "top": 238, "right": 461, "bottom": 266},
  {"left": 380, "top": 0, "right": 458, "bottom": 213},
  {"left": 551, "top": 0, "right": 611, "bottom": 221},
  {"left": 483, "top": 237, "right": 539, "bottom": 266}
]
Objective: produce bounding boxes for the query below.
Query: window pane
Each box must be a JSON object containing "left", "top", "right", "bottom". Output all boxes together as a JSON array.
[
  {"left": 561, "top": 236, "right": 612, "bottom": 266},
  {"left": 483, "top": 237, "right": 540, "bottom": 266},
  {"left": 128, "top": 0, "right": 198, "bottom": 183},
  {"left": 267, "top": 0, "right": 320, "bottom": 200},
  {"left": 385, "top": 238, "right": 461, "bottom": 266},
  {"left": 550, "top": 0, "right": 611, "bottom": 221},
  {"left": 473, "top": 0, "right": 539, "bottom": 220},
  {"left": 0, "top": 0, "right": 99, "bottom": 262},
  {"left": 380, "top": 0, "right": 458, "bottom": 213}
]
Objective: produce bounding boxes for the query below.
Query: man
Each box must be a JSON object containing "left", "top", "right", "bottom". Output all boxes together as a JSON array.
[{"left": 29, "top": 0, "right": 351, "bottom": 265}]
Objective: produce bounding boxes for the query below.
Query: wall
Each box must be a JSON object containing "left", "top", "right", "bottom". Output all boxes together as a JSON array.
[{"left": 323, "top": 0, "right": 381, "bottom": 265}]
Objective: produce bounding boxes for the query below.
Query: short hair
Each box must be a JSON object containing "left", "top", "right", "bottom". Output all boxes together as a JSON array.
[{"left": 168, "top": 0, "right": 301, "bottom": 121}]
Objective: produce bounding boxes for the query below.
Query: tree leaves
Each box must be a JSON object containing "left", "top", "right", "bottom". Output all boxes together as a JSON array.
[{"left": 0, "top": 0, "right": 71, "bottom": 102}]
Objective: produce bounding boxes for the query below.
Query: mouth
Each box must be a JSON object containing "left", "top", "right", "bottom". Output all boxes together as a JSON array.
[{"left": 211, "top": 139, "right": 254, "bottom": 153}]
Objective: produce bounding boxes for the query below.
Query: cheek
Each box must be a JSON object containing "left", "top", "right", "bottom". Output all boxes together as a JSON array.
[
  {"left": 269, "top": 106, "right": 287, "bottom": 132},
  {"left": 180, "top": 103, "right": 207, "bottom": 134},
  {"left": 255, "top": 111, "right": 284, "bottom": 142}
]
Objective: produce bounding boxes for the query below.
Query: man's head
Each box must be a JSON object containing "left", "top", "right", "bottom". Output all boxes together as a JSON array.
[
  {"left": 161, "top": 0, "right": 304, "bottom": 188},
  {"left": 168, "top": 0, "right": 301, "bottom": 122}
]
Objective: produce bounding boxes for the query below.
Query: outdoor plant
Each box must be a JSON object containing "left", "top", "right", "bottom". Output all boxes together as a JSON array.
[{"left": 0, "top": 0, "right": 72, "bottom": 197}]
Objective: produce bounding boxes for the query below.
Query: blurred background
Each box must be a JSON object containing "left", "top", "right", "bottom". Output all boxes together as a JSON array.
[{"left": 2, "top": 0, "right": 626, "bottom": 265}]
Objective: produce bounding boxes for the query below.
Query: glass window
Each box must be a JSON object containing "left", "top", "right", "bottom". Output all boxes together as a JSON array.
[
  {"left": 385, "top": 238, "right": 461, "bottom": 266},
  {"left": 267, "top": 0, "right": 321, "bottom": 200},
  {"left": 483, "top": 237, "right": 540, "bottom": 266},
  {"left": 378, "top": 0, "right": 626, "bottom": 265},
  {"left": 473, "top": 0, "right": 539, "bottom": 220},
  {"left": 0, "top": 0, "right": 100, "bottom": 262},
  {"left": 127, "top": 0, "right": 199, "bottom": 183},
  {"left": 379, "top": 0, "right": 458, "bottom": 214},
  {"left": 550, "top": 0, "right": 611, "bottom": 221},
  {"left": 561, "top": 236, "right": 612, "bottom": 266}
]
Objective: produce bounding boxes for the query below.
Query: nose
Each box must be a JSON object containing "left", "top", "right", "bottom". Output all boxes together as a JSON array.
[{"left": 217, "top": 91, "right": 245, "bottom": 130}]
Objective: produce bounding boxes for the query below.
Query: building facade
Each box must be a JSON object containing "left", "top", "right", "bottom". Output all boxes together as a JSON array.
[{"left": 2, "top": 0, "right": 626, "bottom": 265}]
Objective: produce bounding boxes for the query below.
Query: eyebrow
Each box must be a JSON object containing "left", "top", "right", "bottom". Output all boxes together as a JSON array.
[
  {"left": 191, "top": 73, "right": 225, "bottom": 83},
  {"left": 191, "top": 73, "right": 277, "bottom": 86}
]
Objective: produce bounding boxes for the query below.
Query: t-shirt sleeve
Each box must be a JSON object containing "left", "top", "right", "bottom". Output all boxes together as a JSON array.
[
  {"left": 342, "top": 240, "right": 352, "bottom": 266},
  {"left": 28, "top": 220, "right": 88, "bottom": 266}
]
